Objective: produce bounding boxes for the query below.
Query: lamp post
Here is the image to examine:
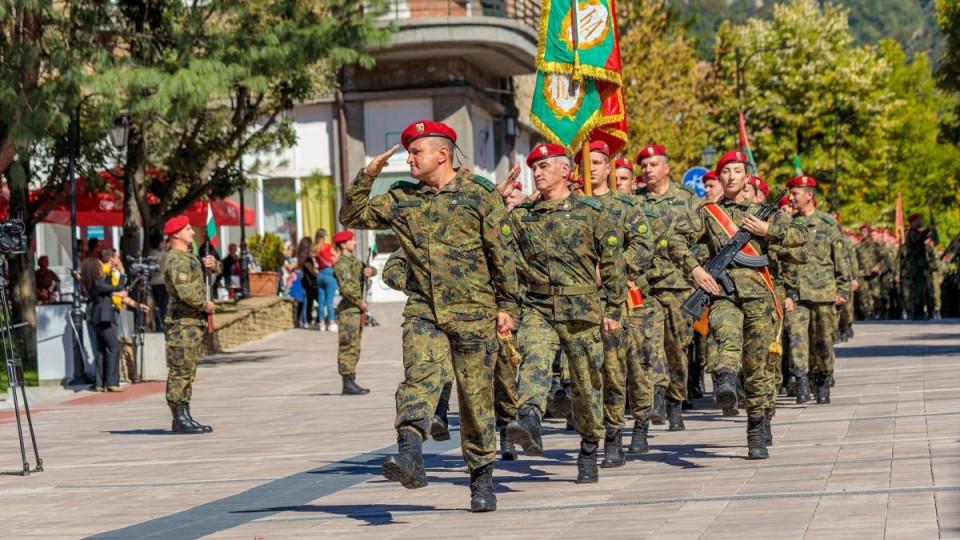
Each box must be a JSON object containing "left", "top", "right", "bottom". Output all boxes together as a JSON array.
[
  {"left": 238, "top": 156, "right": 249, "bottom": 299},
  {"left": 66, "top": 105, "right": 88, "bottom": 386},
  {"left": 701, "top": 144, "right": 717, "bottom": 169}
]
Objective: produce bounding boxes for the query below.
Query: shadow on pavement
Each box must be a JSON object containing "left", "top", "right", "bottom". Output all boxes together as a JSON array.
[
  {"left": 232, "top": 503, "right": 442, "bottom": 526},
  {"left": 105, "top": 429, "right": 169, "bottom": 436}
]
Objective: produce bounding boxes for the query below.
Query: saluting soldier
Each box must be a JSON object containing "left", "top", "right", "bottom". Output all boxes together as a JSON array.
[
  {"left": 502, "top": 143, "right": 626, "bottom": 484},
  {"left": 781, "top": 176, "right": 850, "bottom": 405},
  {"left": 332, "top": 230, "right": 375, "bottom": 395},
  {"left": 675, "top": 150, "right": 807, "bottom": 459},
  {"left": 162, "top": 216, "right": 220, "bottom": 434},
  {"left": 340, "top": 120, "right": 519, "bottom": 512}
]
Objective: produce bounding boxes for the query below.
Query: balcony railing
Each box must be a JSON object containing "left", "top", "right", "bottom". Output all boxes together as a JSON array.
[{"left": 382, "top": 0, "right": 541, "bottom": 28}]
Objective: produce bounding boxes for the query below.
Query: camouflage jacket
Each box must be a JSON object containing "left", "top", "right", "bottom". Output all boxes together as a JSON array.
[
  {"left": 594, "top": 191, "right": 654, "bottom": 282},
  {"left": 856, "top": 241, "right": 887, "bottom": 278},
  {"left": 841, "top": 235, "right": 859, "bottom": 280},
  {"left": 334, "top": 254, "right": 376, "bottom": 311},
  {"left": 769, "top": 244, "right": 804, "bottom": 300},
  {"left": 781, "top": 210, "right": 850, "bottom": 303},
  {"left": 381, "top": 251, "right": 408, "bottom": 292},
  {"left": 676, "top": 197, "right": 807, "bottom": 300},
  {"left": 508, "top": 192, "right": 626, "bottom": 323},
  {"left": 164, "top": 247, "right": 221, "bottom": 328},
  {"left": 339, "top": 169, "right": 519, "bottom": 324},
  {"left": 634, "top": 182, "right": 700, "bottom": 293}
]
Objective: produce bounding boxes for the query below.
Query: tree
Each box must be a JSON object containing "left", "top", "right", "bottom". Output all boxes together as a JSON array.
[{"left": 935, "top": 0, "right": 960, "bottom": 143}]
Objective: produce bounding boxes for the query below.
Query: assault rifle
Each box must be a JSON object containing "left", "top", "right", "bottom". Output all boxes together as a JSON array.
[{"left": 681, "top": 188, "right": 787, "bottom": 322}]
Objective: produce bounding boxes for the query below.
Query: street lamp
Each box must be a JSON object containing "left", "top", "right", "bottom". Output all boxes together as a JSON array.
[
  {"left": 231, "top": 88, "right": 253, "bottom": 299},
  {"left": 109, "top": 114, "right": 129, "bottom": 149},
  {"left": 66, "top": 104, "right": 88, "bottom": 386},
  {"left": 701, "top": 144, "right": 717, "bottom": 169}
]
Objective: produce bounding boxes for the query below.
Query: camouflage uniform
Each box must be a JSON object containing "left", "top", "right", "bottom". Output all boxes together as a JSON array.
[
  {"left": 163, "top": 248, "right": 220, "bottom": 406},
  {"left": 782, "top": 211, "right": 850, "bottom": 379},
  {"left": 769, "top": 243, "right": 803, "bottom": 393},
  {"left": 509, "top": 192, "right": 626, "bottom": 443},
  {"left": 677, "top": 198, "right": 807, "bottom": 416},
  {"left": 926, "top": 243, "right": 943, "bottom": 316},
  {"left": 333, "top": 254, "right": 376, "bottom": 376},
  {"left": 340, "top": 169, "right": 519, "bottom": 471},
  {"left": 837, "top": 235, "right": 859, "bottom": 331},
  {"left": 855, "top": 239, "right": 885, "bottom": 318}
]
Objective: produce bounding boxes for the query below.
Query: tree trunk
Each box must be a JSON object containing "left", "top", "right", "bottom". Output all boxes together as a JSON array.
[
  {"left": 6, "top": 186, "right": 38, "bottom": 366},
  {"left": 121, "top": 128, "right": 146, "bottom": 261}
]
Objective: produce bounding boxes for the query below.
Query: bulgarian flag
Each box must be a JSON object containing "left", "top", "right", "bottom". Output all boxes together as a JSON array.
[
  {"left": 530, "top": 0, "right": 626, "bottom": 154},
  {"left": 206, "top": 203, "right": 219, "bottom": 249},
  {"left": 738, "top": 112, "right": 757, "bottom": 174}
]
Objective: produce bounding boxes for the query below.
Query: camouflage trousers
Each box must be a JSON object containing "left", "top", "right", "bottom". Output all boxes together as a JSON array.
[
  {"left": 625, "top": 307, "right": 653, "bottom": 418},
  {"left": 516, "top": 308, "right": 605, "bottom": 443},
  {"left": 786, "top": 302, "right": 838, "bottom": 376},
  {"left": 601, "top": 306, "right": 629, "bottom": 430},
  {"left": 337, "top": 308, "right": 363, "bottom": 376},
  {"left": 630, "top": 301, "right": 669, "bottom": 390},
  {"left": 708, "top": 296, "right": 780, "bottom": 416},
  {"left": 858, "top": 277, "right": 879, "bottom": 317},
  {"left": 435, "top": 339, "right": 519, "bottom": 428},
  {"left": 838, "top": 290, "right": 855, "bottom": 328},
  {"left": 394, "top": 316, "right": 498, "bottom": 470},
  {"left": 653, "top": 290, "right": 694, "bottom": 402},
  {"left": 165, "top": 323, "right": 205, "bottom": 406}
]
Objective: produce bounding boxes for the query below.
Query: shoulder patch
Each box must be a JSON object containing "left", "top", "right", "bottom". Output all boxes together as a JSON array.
[
  {"left": 389, "top": 180, "right": 420, "bottom": 191},
  {"left": 469, "top": 175, "right": 496, "bottom": 192},
  {"left": 614, "top": 194, "right": 639, "bottom": 206}
]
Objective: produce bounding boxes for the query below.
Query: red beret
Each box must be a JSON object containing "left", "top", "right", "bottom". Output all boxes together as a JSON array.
[
  {"left": 714, "top": 150, "right": 749, "bottom": 174},
  {"left": 776, "top": 196, "right": 791, "bottom": 208},
  {"left": 163, "top": 216, "right": 189, "bottom": 236},
  {"left": 332, "top": 230, "right": 354, "bottom": 244},
  {"left": 702, "top": 171, "right": 717, "bottom": 182},
  {"left": 636, "top": 144, "right": 667, "bottom": 163},
  {"left": 751, "top": 175, "right": 770, "bottom": 197},
  {"left": 907, "top": 213, "right": 920, "bottom": 223},
  {"left": 400, "top": 120, "right": 457, "bottom": 150},
  {"left": 527, "top": 143, "right": 567, "bottom": 168},
  {"left": 786, "top": 175, "right": 817, "bottom": 189},
  {"left": 614, "top": 157, "right": 634, "bottom": 170},
  {"left": 573, "top": 141, "right": 611, "bottom": 165}
]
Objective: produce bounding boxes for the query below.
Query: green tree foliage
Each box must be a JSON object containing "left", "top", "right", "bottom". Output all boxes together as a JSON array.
[{"left": 935, "top": 0, "right": 960, "bottom": 143}]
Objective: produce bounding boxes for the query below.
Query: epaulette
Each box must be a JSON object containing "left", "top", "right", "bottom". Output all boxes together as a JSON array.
[
  {"left": 517, "top": 201, "right": 535, "bottom": 209},
  {"left": 579, "top": 195, "right": 603, "bottom": 211},
  {"left": 468, "top": 174, "right": 496, "bottom": 192},
  {"left": 389, "top": 180, "right": 419, "bottom": 191},
  {"left": 614, "top": 194, "right": 639, "bottom": 206},
  {"left": 821, "top": 213, "right": 837, "bottom": 226},
  {"left": 677, "top": 183, "right": 697, "bottom": 195}
]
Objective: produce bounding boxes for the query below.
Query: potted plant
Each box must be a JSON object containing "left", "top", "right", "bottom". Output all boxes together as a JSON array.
[{"left": 246, "top": 233, "right": 284, "bottom": 296}]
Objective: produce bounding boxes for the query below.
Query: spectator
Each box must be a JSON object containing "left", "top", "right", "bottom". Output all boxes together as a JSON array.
[
  {"left": 36, "top": 255, "right": 61, "bottom": 303},
  {"left": 221, "top": 243, "right": 241, "bottom": 297},
  {"left": 80, "top": 238, "right": 103, "bottom": 299},
  {"left": 281, "top": 240, "right": 304, "bottom": 326},
  {"left": 297, "top": 237, "right": 320, "bottom": 328},
  {"left": 314, "top": 228, "right": 338, "bottom": 331},
  {"left": 148, "top": 230, "right": 169, "bottom": 329}
]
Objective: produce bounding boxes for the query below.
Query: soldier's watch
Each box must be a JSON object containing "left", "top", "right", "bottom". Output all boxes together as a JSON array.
[{"left": 786, "top": 291, "right": 799, "bottom": 301}]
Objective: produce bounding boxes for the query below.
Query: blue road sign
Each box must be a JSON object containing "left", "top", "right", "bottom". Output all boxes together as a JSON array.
[{"left": 682, "top": 166, "right": 708, "bottom": 198}]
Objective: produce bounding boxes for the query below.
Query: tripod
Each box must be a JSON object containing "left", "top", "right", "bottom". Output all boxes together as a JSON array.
[
  {"left": 0, "top": 272, "right": 43, "bottom": 475},
  {"left": 127, "top": 273, "right": 154, "bottom": 383}
]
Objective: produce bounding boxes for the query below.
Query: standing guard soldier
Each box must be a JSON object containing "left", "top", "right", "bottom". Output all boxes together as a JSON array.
[
  {"left": 340, "top": 120, "right": 519, "bottom": 512},
  {"left": 332, "top": 230, "right": 375, "bottom": 395},
  {"left": 781, "top": 177, "right": 850, "bottom": 405},
  {"left": 856, "top": 226, "right": 883, "bottom": 320},
  {"left": 677, "top": 151, "right": 807, "bottom": 459},
  {"left": 635, "top": 144, "right": 700, "bottom": 430},
  {"left": 162, "top": 216, "right": 220, "bottom": 434},
  {"left": 503, "top": 143, "right": 626, "bottom": 483},
  {"left": 614, "top": 157, "right": 636, "bottom": 194}
]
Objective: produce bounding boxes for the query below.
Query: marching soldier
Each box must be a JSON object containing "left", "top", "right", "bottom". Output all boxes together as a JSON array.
[
  {"left": 340, "top": 120, "right": 519, "bottom": 512},
  {"left": 614, "top": 157, "right": 636, "bottom": 194},
  {"left": 856, "top": 226, "right": 885, "bottom": 320},
  {"left": 635, "top": 144, "right": 700, "bottom": 430},
  {"left": 702, "top": 171, "right": 722, "bottom": 202},
  {"left": 162, "top": 216, "right": 220, "bottom": 434},
  {"left": 781, "top": 176, "right": 850, "bottom": 405},
  {"left": 332, "top": 230, "right": 375, "bottom": 395},
  {"left": 834, "top": 216, "right": 859, "bottom": 342},
  {"left": 503, "top": 143, "right": 626, "bottom": 483},
  {"left": 676, "top": 150, "right": 807, "bottom": 459}
]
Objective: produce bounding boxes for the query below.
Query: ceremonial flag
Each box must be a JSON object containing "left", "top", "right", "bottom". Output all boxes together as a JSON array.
[
  {"left": 737, "top": 112, "right": 757, "bottom": 174},
  {"left": 206, "top": 204, "right": 219, "bottom": 249},
  {"left": 793, "top": 155, "right": 804, "bottom": 176},
  {"left": 895, "top": 193, "right": 904, "bottom": 245}
]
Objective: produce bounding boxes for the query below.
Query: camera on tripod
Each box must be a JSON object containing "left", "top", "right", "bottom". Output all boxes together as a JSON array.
[
  {"left": 0, "top": 219, "right": 27, "bottom": 255},
  {"left": 126, "top": 255, "right": 160, "bottom": 275}
]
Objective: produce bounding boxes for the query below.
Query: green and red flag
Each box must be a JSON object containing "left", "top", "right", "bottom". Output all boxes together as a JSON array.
[
  {"left": 737, "top": 112, "right": 757, "bottom": 174},
  {"left": 793, "top": 155, "right": 804, "bottom": 176},
  {"left": 206, "top": 203, "right": 219, "bottom": 249}
]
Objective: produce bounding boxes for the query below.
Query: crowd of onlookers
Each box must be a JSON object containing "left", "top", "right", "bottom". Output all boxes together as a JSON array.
[{"left": 282, "top": 228, "right": 342, "bottom": 331}]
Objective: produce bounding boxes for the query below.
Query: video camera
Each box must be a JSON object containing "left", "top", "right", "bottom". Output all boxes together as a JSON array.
[
  {"left": 0, "top": 219, "right": 27, "bottom": 255},
  {"left": 126, "top": 255, "right": 160, "bottom": 275}
]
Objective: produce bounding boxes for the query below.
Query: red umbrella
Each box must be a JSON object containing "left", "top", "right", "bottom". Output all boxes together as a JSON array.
[{"left": 184, "top": 198, "right": 255, "bottom": 227}]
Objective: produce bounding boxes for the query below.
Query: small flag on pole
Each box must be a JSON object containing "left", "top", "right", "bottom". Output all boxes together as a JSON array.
[
  {"left": 206, "top": 203, "right": 219, "bottom": 249},
  {"left": 793, "top": 155, "right": 804, "bottom": 176},
  {"left": 738, "top": 112, "right": 757, "bottom": 174}
]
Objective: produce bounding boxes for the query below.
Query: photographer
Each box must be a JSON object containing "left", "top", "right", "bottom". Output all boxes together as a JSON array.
[{"left": 87, "top": 249, "right": 150, "bottom": 392}]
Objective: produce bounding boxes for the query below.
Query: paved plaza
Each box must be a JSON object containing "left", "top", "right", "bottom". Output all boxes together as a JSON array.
[{"left": 1, "top": 305, "right": 958, "bottom": 539}]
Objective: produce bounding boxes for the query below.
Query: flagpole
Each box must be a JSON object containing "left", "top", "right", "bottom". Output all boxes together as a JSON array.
[{"left": 582, "top": 140, "right": 592, "bottom": 196}]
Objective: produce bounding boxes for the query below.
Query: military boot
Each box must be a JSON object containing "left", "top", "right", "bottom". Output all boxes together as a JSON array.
[
  {"left": 816, "top": 374, "right": 831, "bottom": 404},
  {"left": 650, "top": 386, "right": 667, "bottom": 425},
  {"left": 786, "top": 373, "right": 797, "bottom": 397},
  {"left": 666, "top": 398, "right": 685, "bottom": 431},
  {"left": 828, "top": 374, "right": 836, "bottom": 387},
  {"left": 746, "top": 414, "right": 768, "bottom": 460},
  {"left": 715, "top": 369, "right": 738, "bottom": 411},
  {"left": 381, "top": 429, "right": 428, "bottom": 489},
  {"left": 469, "top": 463, "right": 497, "bottom": 512},
  {"left": 575, "top": 440, "right": 600, "bottom": 484},
  {"left": 763, "top": 410, "right": 774, "bottom": 447},
  {"left": 170, "top": 404, "right": 205, "bottom": 434},
  {"left": 795, "top": 369, "right": 811, "bottom": 404},
  {"left": 600, "top": 428, "right": 625, "bottom": 468},
  {"left": 183, "top": 405, "right": 213, "bottom": 433},
  {"left": 550, "top": 382, "right": 572, "bottom": 419},
  {"left": 431, "top": 398, "right": 451, "bottom": 441},
  {"left": 341, "top": 375, "right": 370, "bottom": 395},
  {"left": 626, "top": 418, "right": 650, "bottom": 454},
  {"left": 499, "top": 427, "right": 517, "bottom": 461},
  {"left": 506, "top": 406, "right": 543, "bottom": 456}
]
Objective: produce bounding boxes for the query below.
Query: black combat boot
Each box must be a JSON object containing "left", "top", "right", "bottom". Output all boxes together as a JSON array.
[
  {"left": 715, "top": 369, "right": 738, "bottom": 411},
  {"left": 506, "top": 406, "right": 543, "bottom": 456},
  {"left": 499, "top": 427, "right": 517, "bottom": 461},
  {"left": 651, "top": 386, "right": 667, "bottom": 425},
  {"left": 763, "top": 410, "right": 774, "bottom": 447},
  {"left": 787, "top": 372, "right": 797, "bottom": 397},
  {"left": 551, "top": 382, "right": 572, "bottom": 419},
  {"left": 171, "top": 404, "right": 206, "bottom": 434},
  {"left": 828, "top": 374, "right": 835, "bottom": 387},
  {"left": 746, "top": 414, "right": 768, "bottom": 460},
  {"left": 666, "top": 398, "right": 685, "bottom": 431},
  {"left": 600, "top": 428, "right": 625, "bottom": 468},
  {"left": 183, "top": 405, "right": 213, "bottom": 433},
  {"left": 575, "top": 440, "right": 600, "bottom": 484},
  {"left": 341, "top": 375, "right": 370, "bottom": 395},
  {"left": 382, "top": 429, "right": 428, "bottom": 489},
  {"left": 626, "top": 418, "right": 650, "bottom": 454},
  {"left": 795, "top": 369, "right": 811, "bottom": 404},
  {"left": 469, "top": 463, "right": 497, "bottom": 512},
  {"left": 816, "top": 374, "right": 831, "bottom": 404},
  {"left": 431, "top": 397, "right": 450, "bottom": 441}
]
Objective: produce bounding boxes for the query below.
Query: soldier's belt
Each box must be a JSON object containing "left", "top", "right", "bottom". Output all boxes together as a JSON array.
[{"left": 527, "top": 284, "right": 598, "bottom": 296}]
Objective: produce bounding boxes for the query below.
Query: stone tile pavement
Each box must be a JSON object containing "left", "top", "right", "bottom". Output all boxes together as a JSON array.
[{"left": 1, "top": 304, "right": 957, "bottom": 539}]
